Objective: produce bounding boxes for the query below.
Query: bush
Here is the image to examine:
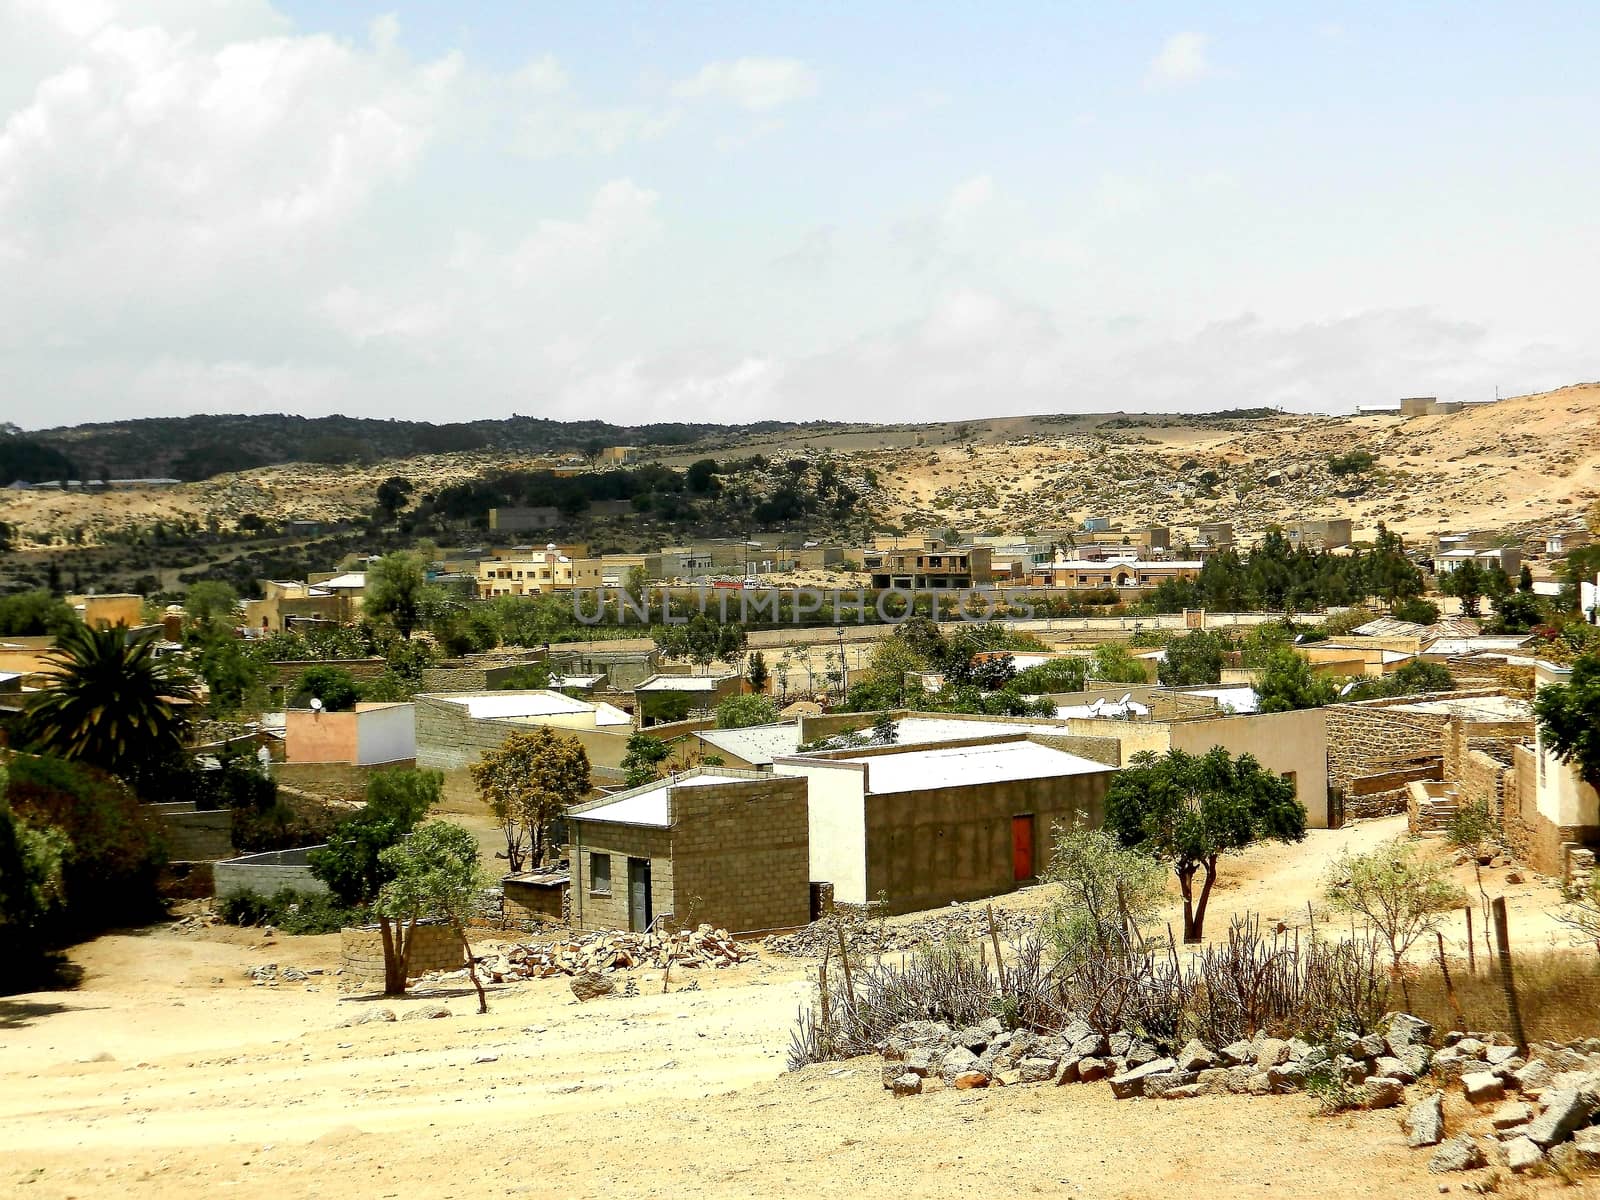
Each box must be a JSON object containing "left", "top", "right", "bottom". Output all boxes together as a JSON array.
[
  {"left": 219, "top": 887, "right": 361, "bottom": 934},
  {"left": 1446, "top": 798, "right": 1495, "bottom": 849},
  {"left": 5, "top": 754, "right": 167, "bottom": 934},
  {"left": 290, "top": 665, "right": 362, "bottom": 711},
  {"left": 715, "top": 693, "right": 779, "bottom": 729}
]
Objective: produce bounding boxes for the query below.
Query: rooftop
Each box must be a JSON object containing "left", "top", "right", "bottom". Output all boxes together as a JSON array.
[
  {"left": 803, "top": 739, "right": 1113, "bottom": 795},
  {"left": 1386, "top": 695, "right": 1534, "bottom": 721},
  {"left": 569, "top": 771, "right": 759, "bottom": 827},
  {"left": 635, "top": 674, "right": 733, "bottom": 692},
  {"left": 697, "top": 722, "right": 803, "bottom": 766},
  {"left": 436, "top": 690, "right": 629, "bottom": 725}
]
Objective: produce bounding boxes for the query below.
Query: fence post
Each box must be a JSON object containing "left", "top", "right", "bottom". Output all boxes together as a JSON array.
[
  {"left": 1464, "top": 907, "right": 1475, "bottom": 974},
  {"left": 1490, "top": 896, "right": 1527, "bottom": 1055}
]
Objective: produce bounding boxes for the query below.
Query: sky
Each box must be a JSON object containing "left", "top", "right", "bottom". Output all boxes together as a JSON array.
[{"left": 2, "top": 1, "right": 1598, "bottom": 429}]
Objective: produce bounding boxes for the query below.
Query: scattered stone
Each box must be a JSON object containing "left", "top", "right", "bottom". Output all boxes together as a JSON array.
[
  {"left": 339, "top": 1008, "right": 397, "bottom": 1027},
  {"left": 1126, "top": 1042, "right": 1159, "bottom": 1069},
  {"left": 1406, "top": 1092, "right": 1446, "bottom": 1148},
  {"left": 1489, "top": 1101, "right": 1532, "bottom": 1130},
  {"left": 1455, "top": 1038, "right": 1488, "bottom": 1060},
  {"left": 939, "top": 1047, "right": 980, "bottom": 1086},
  {"left": 1484, "top": 1045, "right": 1519, "bottom": 1068},
  {"left": 1109, "top": 1057, "right": 1178, "bottom": 1100},
  {"left": 1505, "top": 1136, "right": 1543, "bottom": 1173},
  {"left": 569, "top": 971, "right": 617, "bottom": 1002},
  {"left": 1428, "top": 1136, "right": 1487, "bottom": 1174},
  {"left": 1567, "top": 1127, "right": 1600, "bottom": 1169},
  {"left": 1375, "top": 1055, "right": 1417, "bottom": 1085},
  {"left": 951, "top": 1071, "right": 990, "bottom": 1090},
  {"left": 1176, "top": 1039, "right": 1215, "bottom": 1073},
  {"left": 1385, "top": 1013, "right": 1433, "bottom": 1053},
  {"left": 890, "top": 1072, "right": 923, "bottom": 1097},
  {"left": 1256, "top": 1038, "right": 1290, "bottom": 1068},
  {"left": 1362, "top": 1077, "right": 1405, "bottom": 1110},
  {"left": 473, "top": 1053, "right": 499, "bottom": 1064},
  {"left": 1075, "top": 1057, "right": 1109, "bottom": 1083},
  {"left": 1220, "top": 1040, "right": 1254, "bottom": 1067},
  {"left": 1143, "top": 1071, "right": 1203, "bottom": 1100},
  {"left": 1246, "top": 1073, "right": 1273, "bottom": 1097},
  {"left": 1019, "top": 1057, "right": 1061, "bottom": 1084},
  {"left": 1524, "top": 1088, "right": 1600, "bottom": 1147},
  {"left": 1512, "top": 1059, "right": 1553, "bottom": 1096},
  {"left": 400, "top": 1005, "right": 451, "bottom": 1022},
  {"left": 1461, "top": 1072, "right": 1505, "bottom": 1105}
]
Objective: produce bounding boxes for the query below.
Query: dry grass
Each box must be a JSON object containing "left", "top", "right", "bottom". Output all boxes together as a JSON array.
[{"left": 1404, "top": 948, "right": 1600, "bottom": 1043}]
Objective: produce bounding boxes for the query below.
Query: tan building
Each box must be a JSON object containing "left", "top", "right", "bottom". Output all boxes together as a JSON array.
[
  {"left": 1290, "top": 518, "right": 1353, "bottom": 550},
  {"left": 568, "top": 769, "right": 810, "bottom": 934},
  {"left": 1509, "top": 663, "right": 1599, "bottom": 877},
  {"left": 1030, "top": 557, "right": 1202, "bottom": 589},
  {"left": 477, "top": 545, "right": 604, "bottom": 597},
  {"left": 243, "top": 579, "right": 357, "bottom": 633},
  {"left": 66, "top": 593, "right": 145, "bottom": 629},
  {"left": 771, "top": 735, "right": 1116, "bottom": 914},
  {"left": 284, "top": 702, "right": 416, "bottom": 766},
  {"left": 598, "top": 446, "right": 641, "bottom": 466},
  {"left": 865, "top": 539, "right": 993, "bottom": 588}
]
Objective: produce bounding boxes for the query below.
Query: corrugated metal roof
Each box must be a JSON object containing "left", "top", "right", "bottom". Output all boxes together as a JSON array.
[{"left": 823, "top": 740, "right": 1112, "bottom": 795}]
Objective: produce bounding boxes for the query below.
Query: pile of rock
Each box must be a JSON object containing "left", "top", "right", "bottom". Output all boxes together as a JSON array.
[
  {"left": 878, "top": 1013, "right": 1433, "bottom": 1108},
  {"left": 765, "top": 905, "right": 1036, "bottom": 959},
  {"left": 244, "top": 963, "right": 319, "bottom": 986},
  {"left": 480, "top": 924, "right": 755, "bottom": 981},
  {"left": 1402, "top": 1032, "right": 1600, "bottom": 1176}
]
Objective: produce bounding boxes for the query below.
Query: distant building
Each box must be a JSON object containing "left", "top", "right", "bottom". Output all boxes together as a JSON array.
[
  {"left": 65, "top": 593, "right": 145, "bottom": 629},
  {"left": 1290, "top": 518, "right": 1353, "bottom": 550},
  {"left": 865, "top": 539, "right": 992, "bottom": 589},
  {"left": 489, "top": 506, "right": 563, "bottom": 533},
  {"left": 1197, "top": 521, "right": 1234, "bottom": 548},
  {"left": 477, "top": 545, "right": 603, "bottom": 598},
  {"left": 597, "top": 446, "right": 640, "bottom": 466},
  {"left": 1030, "top": 557, "right": 1202, "bottom": 590},
  {"left": 1435, "top": 547, "right": 1521, "bottom": 577}
]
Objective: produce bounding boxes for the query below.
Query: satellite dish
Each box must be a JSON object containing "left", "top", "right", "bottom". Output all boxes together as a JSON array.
[
  {"left": 310, "top": 697, "right": 324, "bottom": 712},
  {"left": 1338, "top": 682, "right": 1355, "bottom": 696},
  {"left": 1118, "top": 693, "right": 1132, "bottom": 706}
]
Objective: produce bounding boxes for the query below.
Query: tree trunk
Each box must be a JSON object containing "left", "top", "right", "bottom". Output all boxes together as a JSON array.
[
  {"left": 1189, "top": 858, "right": 1219, "bottom": 944},
  {"left": 1177, "top": 866, "right": 1199, "bottom": 944},
  {"left": 453, "top": 917, "right": 488, "bottom": 1014},
  {"left": 379, "top": 916, "right": 406, "bottom": 997}
]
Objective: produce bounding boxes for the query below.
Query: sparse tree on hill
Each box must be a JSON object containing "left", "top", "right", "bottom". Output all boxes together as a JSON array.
[{"left": 1104, "top": 747, "right": 1306, "bottom": 942}]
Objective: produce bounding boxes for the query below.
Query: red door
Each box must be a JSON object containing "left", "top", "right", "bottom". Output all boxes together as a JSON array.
[{"left": 1011, "top": 815, "right": 1034, "bottom": 882}]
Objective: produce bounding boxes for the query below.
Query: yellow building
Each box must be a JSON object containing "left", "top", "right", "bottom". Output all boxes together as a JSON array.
[
  {"left": 66, "top": 593, "right": 145, "bottom": 629},
  {"left": 477, "top": 545, "right": 604, "bottom": 598}
]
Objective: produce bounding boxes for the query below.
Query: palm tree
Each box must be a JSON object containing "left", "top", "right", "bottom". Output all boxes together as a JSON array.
[{"left": 24, "top": 622, "right": 197, "bottom": 786}]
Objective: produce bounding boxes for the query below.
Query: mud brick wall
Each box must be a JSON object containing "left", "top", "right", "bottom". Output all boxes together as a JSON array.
[
  {"left": 1457, "top": 748, "right": 1513, "bottom": 820},
  {"left": 269, "top": 658, "right": 388, "bottom": 688},
  {"left": 340, "top": 922, "right": 463, "bottom": 987},
  {"left": 569, "top": 822, "right": 674, "bottom": 932},
  {"left": 272, "top": 760, "right": 410, "bottom": 803},
  {"left": 149, "top": 803, "right": 235, "bottom": 861}
]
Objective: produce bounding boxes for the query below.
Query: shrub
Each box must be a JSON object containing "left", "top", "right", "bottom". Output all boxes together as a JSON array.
[
  {"left": 219, "top": 887, "right": 360, "bottom": 934},
  {"left": 1042, "top": 826, "right": 1166, "bottom": 962},
  {"left": 715, "top": 693, "right": 779, "bottom": 729},
  {"left": 289, "top": 665, "right": 363, "bottom": 711},
  {"left": 1446, "top": 798, "right": 1495, "bottom": 849}
]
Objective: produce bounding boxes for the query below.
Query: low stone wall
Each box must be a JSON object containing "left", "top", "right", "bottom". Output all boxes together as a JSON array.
[
  {"left": 340, "top": 922, "right": 463, "bottom": 987},
  {"left": 214, "top": 846, "right": 331, "bottom": 900},
  {"left": 272, "top": 760, "right": 411, "bottom": 803}
]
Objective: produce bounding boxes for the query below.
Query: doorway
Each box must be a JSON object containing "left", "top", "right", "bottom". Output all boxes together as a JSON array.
[
  {"left": 1011, "top": 815, "right": 1035, "bottom": 882},
  {"left": 627, "top": 857, "right": 653, "bottom": 932}
]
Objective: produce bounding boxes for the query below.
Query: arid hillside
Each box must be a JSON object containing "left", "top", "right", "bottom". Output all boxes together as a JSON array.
[{"left": 3, "top": 384, "right": 1595, "bottom": 549}]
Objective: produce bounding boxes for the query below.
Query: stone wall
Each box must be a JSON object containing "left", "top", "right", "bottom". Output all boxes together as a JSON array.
[
  {"left": 340, "top": 922, "right": 463, "bottom": 988},
  {"left": 272, "top": 760, "right": 407, "bottom": 803},
  {"left": 420, "top": 665, "right": 524, "bottom": 693},
  {"left": 1326, "top": 701, "right": 1450, "bottom": 818},
  {"left": 1504, "top": 743, "right": 1600, "bottom": 880},
  {"left": 270, "top": 658, "right": 388, "bottom": 688},
  {"left": 214, "top": 847, "right": 330, "bottom": 901}
]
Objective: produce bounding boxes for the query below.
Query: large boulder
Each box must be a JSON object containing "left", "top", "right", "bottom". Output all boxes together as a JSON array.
[
  {"left": 1525, "top": 1088, "right": 1600, "bottom": 1148},
  {"left": 1362, "top": 1077, "right": 1405, "bottom": 1110},
  {"left": 1505, "top": 1137, "right": 1543, "bottom": 1174},
  {"left": 1405, "top": 1091, "right": 1445, "bottom": 1148},
  {"left": 1255, "top": 1038, "right": 1290, "bottom": 1068},
  {"left": 1176, "top": 1039, "right": 1215, "bottom": 1073},
  {"left": 1384, "top": 1013, "right": 1433, "bottom": 1054},
  {"left": 939, "top": 1046, "right": 981, "bottom": 1086},
  {"left": 570, "top": 971, "right": 616, "bottom": 1001},
  {"left": 890, "top": 1072, "right": 923, "bottom": 1097},
  {"left": 1109, "top": 1057, "right": 1178, "bottom": 1100},
  {"left": 1019, "top": 1057, "right": 1061, "bottom": 1084},
  {"left": 1428, "top": 1136, "right": 1487, "bottom": 1173}
]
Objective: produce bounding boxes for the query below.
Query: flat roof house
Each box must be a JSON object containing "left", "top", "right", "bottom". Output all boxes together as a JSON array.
[
  {"left": 567, "top": 769, "right": 810, "bottom": 934},
  {"left": 771, "top": 735, "right": 1116, "bottom": 915}
]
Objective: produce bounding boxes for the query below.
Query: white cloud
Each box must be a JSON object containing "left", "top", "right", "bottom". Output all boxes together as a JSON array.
[
  {"left": 943, "top": 175, "right": 995, "bottom": 227},
  {"left": 1145, "top": 32, "right": 1215, "bottom": 89},
  {"left": 670, "top": 57, "right": 818, "bottom": 111}
]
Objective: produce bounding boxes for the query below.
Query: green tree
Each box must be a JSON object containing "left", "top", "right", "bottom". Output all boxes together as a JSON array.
[
  {"left": 1533, "top": 652, "right": 1600, "bottom": 798},
  {"left": 1255, "top": 648, "right": 1337, "bottom": 712},
  {"left": 1324, "top": 837, "right": 1466, "bottom": 1002},
  {"left": 374, "top": 820, "right": 486, "bottom": 1007},
  {"left": 1104, "top": 747, "right": 1306, "bottom": 942},
  {"left": 0, "top": 765, "right": 69, "bottom": 959},
  {"left": 290, "top": 665, "right": 363, "bottom": 712},
  {"left": 365, "top": 551, "right": 427, "bottom": 638},
  {"left": 183, "top": 580, "right": 239, "bottom": 628},
  {"left": 194, "top": 627, "right": 268, "bottom": 716},
  {"left": 715, "top": 693, "right": 779, "bottom": 729},
  {"left": 745, "top": 649, "right": 770, "bottom": 694},
  {"left": 468, "top": 728, "right": 590, "bottom": 871},
  {"left": 23, "top": 624, "right": 197, "bottom": 792},
  {"left": 1392, "top": 598, "right": 1440, "bottom": 626},
  {"left": 375, "top": 475, "right": 414, "bottom": 517},
  {"left": 0, "top": 591, "right": 79, "bottom": 637},
  {"left": 1088, "top": 643, "right": 1150, "bottom": 684},
  {"left": 620, "top": 732, "right": 671, "bottom": 788},
  {"left": 1157, "top": 630, "right": 1227, "bottom": 686},
  {"left": 308, "top": 768, "right": 441, "bottom": 906},
  {"left": 1439, "top": 559, "right": 1486, "bottom": 617},
  {"left": 1386, "top": 659, "right": 1455, "bottom": 695}
]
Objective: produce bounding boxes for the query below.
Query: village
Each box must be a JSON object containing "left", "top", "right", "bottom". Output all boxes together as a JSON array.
[{"left": 3, "top": 423, "right": 1600, "bottom": 1198}]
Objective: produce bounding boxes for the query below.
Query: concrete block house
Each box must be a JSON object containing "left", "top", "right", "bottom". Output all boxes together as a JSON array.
[{"left": 567, "top": 769, "right": 810, "bottom": 935}]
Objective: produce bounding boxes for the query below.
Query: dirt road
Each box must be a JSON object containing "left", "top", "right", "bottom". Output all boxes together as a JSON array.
[{"left": 1, "top": 818, "right": 1590, "bottom": 1199}]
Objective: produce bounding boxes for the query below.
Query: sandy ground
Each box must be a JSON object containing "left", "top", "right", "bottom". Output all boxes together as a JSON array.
[{"left": 3, "top": 818, "right": 1595, "bottom": 1200}]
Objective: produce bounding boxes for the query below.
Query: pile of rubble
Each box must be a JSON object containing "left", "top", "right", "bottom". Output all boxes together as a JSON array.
[
  {"left": 245, "top": 963, "right": 322, "bottom": 986},
  {"left": 765, "top": 906, "right": 1037, "bottom": 959},
  {"left": 1402, "top": 1031, "right": 1600, "bottom": 1176},
  {"left": 874, "top": 1012, "right": 1432, "bottom": 1107},
  {"left": 479, "top": 924, "right": 755, "bottom": 982}
]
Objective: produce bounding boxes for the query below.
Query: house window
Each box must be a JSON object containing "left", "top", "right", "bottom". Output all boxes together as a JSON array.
[
  {"left": 590, "top": 853, "right": 612, "bottom": 896},
  {"left": 1280, "top": 771, "right": 1297, "bottom": 796}
]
